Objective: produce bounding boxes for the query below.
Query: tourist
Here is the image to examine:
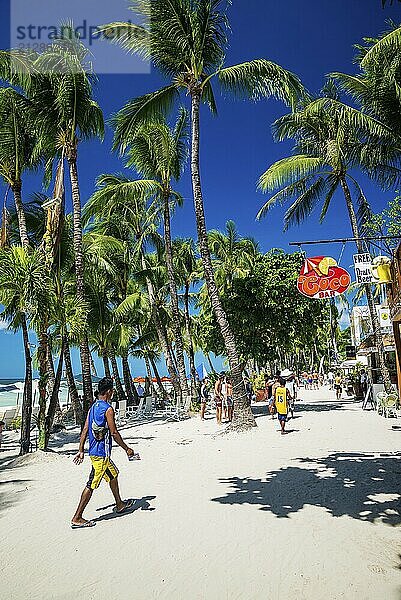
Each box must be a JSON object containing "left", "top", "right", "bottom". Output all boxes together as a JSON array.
[
  {"left": 285, "top": 375, "right": 297, "bottom": 419},
  {"left": 275, "top": 376, "right": 292, "bottom": 435},
  {"left": 71, "top": 377, "right": 136, "bottom": 529},
  {"left": 0, "top": 419, "right": 4, "bottom": 448},
  {"left": 221, "top": 374, "right": 229, "bottom": 421},
  {"left": 268, "top": 373, "right": 281, "bottom": 418},
  {"left": 214, "top": 373, "right": 224, "bottom": 425},
  {"left": 360, "top": 370, "right": 368, "bottom": 398},
  {"left": 312, "top": 371, "right": 319, "bottom": 389},
  {"left": 327, "top": 370, "right": 334, "bottom": 390},
  {"left": 334, "top": 372, "right": 343, "bottom": 400},
  {"left": 200, "top": 378, "right": 210, "bottom": 420},
  {"left": 137, "top": 382, "right": 145, "bottom": 401},
  {"left": 226, "top": 376, "right": 233, "bottom": 422}
]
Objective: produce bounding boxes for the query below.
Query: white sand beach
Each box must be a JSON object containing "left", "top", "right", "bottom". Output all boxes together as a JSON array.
[{"left": 1, "top": 387, "right": 401, "bottom": 600}]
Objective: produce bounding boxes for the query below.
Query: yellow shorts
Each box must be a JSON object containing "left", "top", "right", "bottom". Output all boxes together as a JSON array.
[{"left": 87, "top": 457, "right": 119, "bottom": 490}]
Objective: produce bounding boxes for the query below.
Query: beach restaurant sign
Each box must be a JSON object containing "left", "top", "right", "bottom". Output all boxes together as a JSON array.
[{"left": 297, "top": 256, "right": 351, "bottom": 299}]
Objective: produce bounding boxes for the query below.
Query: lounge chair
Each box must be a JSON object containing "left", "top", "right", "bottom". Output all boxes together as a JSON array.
[
  {"left": 127, "top": 397, "right": 146, "bottom": 420},
  {"left": 115, "top": 400, "right": 127, "bottom": 424},
  {"left": 3, "top": 408, "right": 16, "bottom": 429}
]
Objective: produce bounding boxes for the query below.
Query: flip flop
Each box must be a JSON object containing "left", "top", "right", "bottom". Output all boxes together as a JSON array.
[
  {"left": 71, "top": 520, "right": 96, "bottom": 529},
  {"left": 115, "top": 498, "right": 134, "bottom": 514}
]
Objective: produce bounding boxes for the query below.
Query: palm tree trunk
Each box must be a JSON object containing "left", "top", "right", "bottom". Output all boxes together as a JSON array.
[
  {"left": 190, "top": 90, "right": 256, "bottom": 430},
  {"left": 63, "top": 336, "right": 83, "bottom": 425},
  {"left": 144, "top": 355, "right": 155, "bottom": 398},
  {"left": 44, "top": 345, "right": 64, "bottom": 449},
  {"left": 20, "top": 314, "right": 32, "bottom": 455},
  {"left": 340, "top": 177, "right": 392, "bottom": 392},
  {"left": 11, "top": 181, "right": 29, "bottom": 248},
  {"left": 206, "top": 352, "right": 217, "bottom": 374},
  {"left": 121, "top": 353, "right": 135, "bottom": 405},
  {"left": 149, "top": 355, "right": 168, "bottom": 404},
  {"left": 163, "top": 195, "right": 190, "bottom": 403},
  {"left": 37, "top": 325, "right": 49, "bottom": 450},
  {"left": 67, "top": 155, "right": 93, "bottom": 418},
  {"left": 184, "top": 282, "right": 198, "bottom": 401},
  {"left": 102, "top": 352, "right": 112, "bottom": 378},
  {"left": 141, "top": 252, "right": 182, "bottom": 401},
  {"left": 110, "top": 353, "right": 127, "bottom": 404}
]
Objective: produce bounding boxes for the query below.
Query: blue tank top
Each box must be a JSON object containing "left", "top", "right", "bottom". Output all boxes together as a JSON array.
[{"left": 88, "top": 400, "right": 112, "bottom": 457}]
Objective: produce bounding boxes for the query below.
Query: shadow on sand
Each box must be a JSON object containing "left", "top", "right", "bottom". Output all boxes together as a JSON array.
[
  {"left": 94, "top": 495, "right": 156, "bottom": 523},
  {"left": 212, "top": 452, "right": 401, "bottom": 526}
]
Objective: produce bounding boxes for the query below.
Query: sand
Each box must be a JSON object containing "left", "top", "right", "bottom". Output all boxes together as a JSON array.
[{"left": 1, "top": 387, "right": 401, "bottom": 600}]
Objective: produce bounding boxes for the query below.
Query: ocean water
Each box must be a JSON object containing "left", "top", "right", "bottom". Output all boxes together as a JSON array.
[{"left": 0, "top": 379, "right": 72, "bottom": 408}]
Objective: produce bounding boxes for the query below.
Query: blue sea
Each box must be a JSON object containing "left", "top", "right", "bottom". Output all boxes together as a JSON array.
[{"left": 0, "top": 379, "right": 71, "bottom": 408}]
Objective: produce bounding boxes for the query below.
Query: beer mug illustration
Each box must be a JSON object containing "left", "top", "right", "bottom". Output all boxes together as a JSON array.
[{"left": 371, "top": 256, "right": 392, "bottom": 284}]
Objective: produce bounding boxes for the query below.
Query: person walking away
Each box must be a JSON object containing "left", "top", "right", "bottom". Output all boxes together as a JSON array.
[
  {"left": 269, "top": 374, "right": 281, "bottom": 419},
  {"left": 71, "top": 377, "right": 136, "bottom": 529},
  {"left": 334, "top": 372, "right": 342, "bottom": 400},
  {"left": 275, "top": 377, "right": 292, "bottom": 435},
  {"left": 221, "top": 375, "right": 229, "bottom": 421},
  {"left": 327, "top": 370, "right": 334, "bottom": 390},
  {"left": 214, "top": 374, "right": 224, "bottom": 425},
  {"left": 200, "top": 378, "right": 210, "bottom": 420},
  {"left": 226, "top": 377, "right": 233, "bottom": 422}
]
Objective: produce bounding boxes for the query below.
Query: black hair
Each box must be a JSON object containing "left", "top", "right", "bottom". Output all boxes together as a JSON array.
[
  {"left": 94, "top": 377, "right": 114, "bottom": 399},
  {"left": 278, "top": 377, "right": 286, "bottom": 386}
]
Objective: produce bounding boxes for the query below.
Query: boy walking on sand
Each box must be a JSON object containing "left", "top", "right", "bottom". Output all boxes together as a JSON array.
[
  {"left": 71, "top": 377, "right": 137, "bottom": 529},
  {"left": 275, "top": 377, "right": 292, "bottom": 435}
]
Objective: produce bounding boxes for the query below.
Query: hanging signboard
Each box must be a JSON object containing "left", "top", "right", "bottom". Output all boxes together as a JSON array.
[
  {"left": 379, "top": 307, "right": 391, "bottom": 328},
  {"left": 353, "top": 253, "right": 373, "bottom": 284},
  {"left": 297, "top": 256, "right": 351, "bottom": 299}
]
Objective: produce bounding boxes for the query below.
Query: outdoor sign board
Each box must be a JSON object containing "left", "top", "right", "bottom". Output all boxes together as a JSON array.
[
  {"left": 297, "top": 256, "right": 351, "bottom": 299},
  {"left": 345, "top": 345, "right": 356, "bottom": 359},
  {"left": 353, "top": 253, "right": 373, "bottom": 284},
  {"left": 379, "top": 307, "right": 391, "bottom": 328}
]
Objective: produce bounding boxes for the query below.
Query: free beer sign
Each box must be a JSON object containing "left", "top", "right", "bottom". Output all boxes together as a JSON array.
[{"left": 297, "top": 256, "right": 351, "bottom": 299}]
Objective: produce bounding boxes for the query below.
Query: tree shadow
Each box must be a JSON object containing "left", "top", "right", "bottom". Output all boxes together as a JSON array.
[
  {"left": 0, "top": 478, "right": 32, "bottom": 515},
  {"left": 212, "top": 452, "right": 401, "bottom": 526},
  {"left": 93, "top": 495, "right": 156, "bottom": 523}
]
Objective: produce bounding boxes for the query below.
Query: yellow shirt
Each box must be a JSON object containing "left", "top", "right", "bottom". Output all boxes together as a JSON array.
[{"left": 275, "top": 387, "right": 288, "bottom": 415}]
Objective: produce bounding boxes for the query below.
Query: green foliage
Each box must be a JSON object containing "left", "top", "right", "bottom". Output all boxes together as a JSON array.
[
  {"left": 198, "top": 249, "right": 331, "bottom": 365},
  {"left": 363, "top": 192, "right": 401, "bottom": 253}
]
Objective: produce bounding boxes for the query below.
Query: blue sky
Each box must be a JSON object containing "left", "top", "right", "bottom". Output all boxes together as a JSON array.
[{"left": 0, "top": 0, "right": 400, "bottom": 377}]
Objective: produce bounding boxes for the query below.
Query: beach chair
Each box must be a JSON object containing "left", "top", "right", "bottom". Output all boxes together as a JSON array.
[
  {"left": 127, "top": 397, "right": 146, "bottom": 420},
  {"left": 115, "top": 400, "right": 127, "bottom": 424},
  {"left": 143, "top": 397, "right": 155, "bottom": 417},
  {"left": 3, "top": 408, "right": 16, "bottom": 429}
]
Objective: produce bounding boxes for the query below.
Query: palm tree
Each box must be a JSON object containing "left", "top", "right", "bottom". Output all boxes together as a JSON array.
[
  {"left": 0, "top": 88, "right": 41, "bottom": 247},
  {"left": 173, "top": 237, "right": 201, "bottom": 402},
  {"left": 84, "top": 177, "right": 182, "bottom": 399},
  {"left": 257, "top": 92, "right": 394, "bottom": 390},
  {"left": 122, "top": 108, "right": 191, "bottom": 405},
  {"left": 0, "top": 247, "right": 49, "bottom": 454},
  {"left": 101, "top": 0, "right": 307, "bottom": 430},
  {"left": 208, "top": 220, "right": 259, "bottom": 292},
  {"left": 30, "top": 31, "right": 104, "bottom": 417}
]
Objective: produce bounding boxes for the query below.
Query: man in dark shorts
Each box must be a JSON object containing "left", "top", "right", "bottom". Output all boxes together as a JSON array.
[
  {"left": 275, "top": 377, "right": 292, "bottom": 435},
  {"left": 214, "top": 373, "right": 224, "bottom": 425},
  {"left": 200, "top": 378, "right": 210, "bottom": 420},
  {"left": 71, "top": 377, "right": 137, "bottom": 529}
]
